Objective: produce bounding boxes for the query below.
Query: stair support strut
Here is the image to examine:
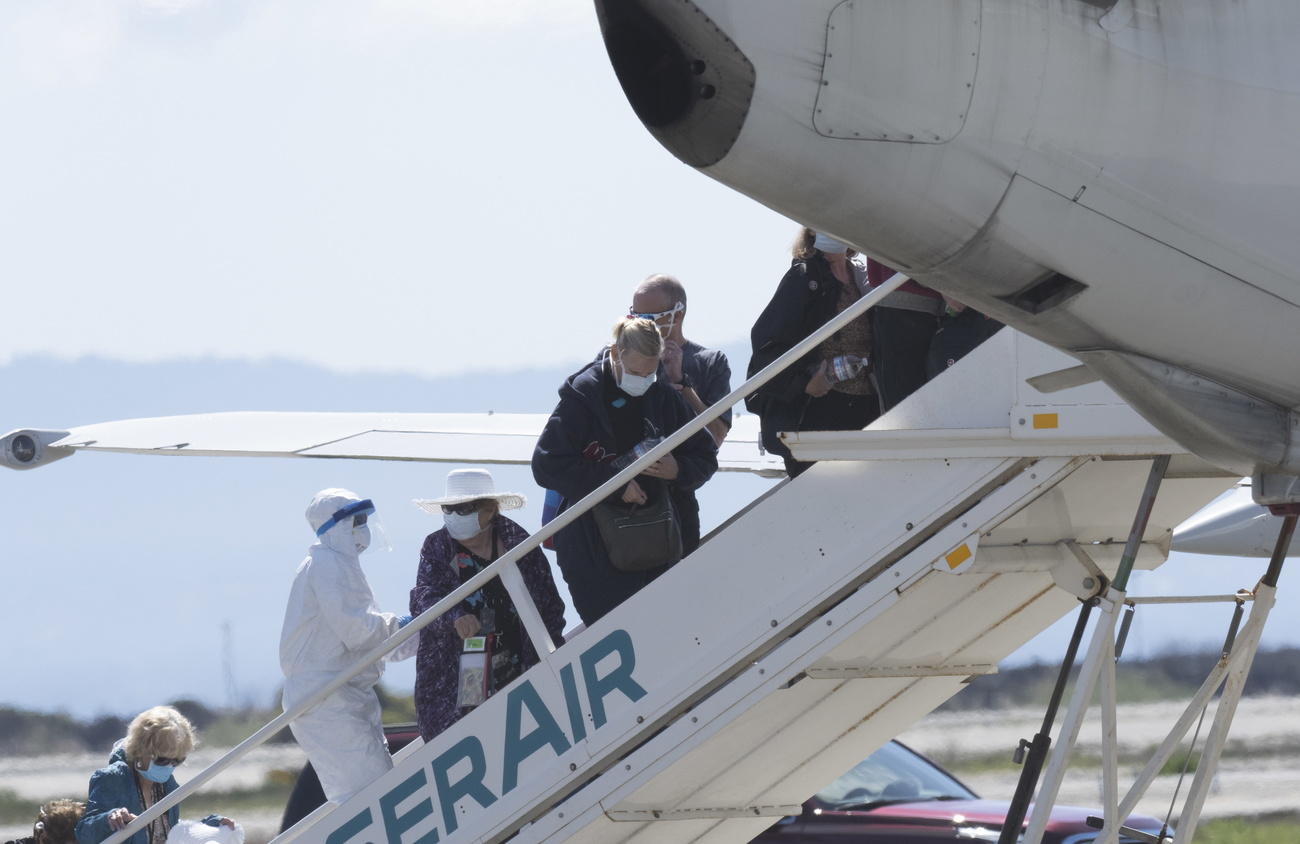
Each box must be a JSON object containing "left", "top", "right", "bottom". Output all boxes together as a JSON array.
[
  {"left": 1019, "top": 456, "right": 1169, "bottom": 844},
  {"left": 1019, "top": 467, "right": 1293, "bottom": 844}
]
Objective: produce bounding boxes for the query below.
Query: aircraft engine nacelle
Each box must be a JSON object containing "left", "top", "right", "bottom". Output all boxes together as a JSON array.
[
  {"left": 594, "top": 0, "right": 1041, "bottom": 285},
  {"left": 1, "top": 429, "right": 73, "bottom": 471}
]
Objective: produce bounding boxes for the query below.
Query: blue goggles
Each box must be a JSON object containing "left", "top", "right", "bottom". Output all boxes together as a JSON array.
[{"left": 316, "top": 499, "right": 376, "bottom": 537}]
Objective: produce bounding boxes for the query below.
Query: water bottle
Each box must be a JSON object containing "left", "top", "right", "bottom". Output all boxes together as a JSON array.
[
  {"left": 611, "top": 436, "right": 665, "bottom": 470},
  {"left": 826, "top": 354, "right": 867, "bottom": 385}
]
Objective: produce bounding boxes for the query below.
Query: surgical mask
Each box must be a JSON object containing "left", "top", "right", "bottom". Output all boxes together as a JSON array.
[
  {"left": 813, "top": 232, "right": 850, "bottom": 254},
  {"left": 138, "top": 762, "right": 174, "bottom": 784},
  {"left": 353, "top": 524, "right": 371, "bottom": 553},
  {"left": 445, "top": 512, "right": 485, "bottom": 541},
  {"left": 616, "top": 363, "right": 657, "bottom": 397}
]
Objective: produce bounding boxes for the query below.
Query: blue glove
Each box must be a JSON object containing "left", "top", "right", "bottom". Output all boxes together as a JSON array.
[{"left": 397, "top": 614, "right": 413, "bottom": 628}]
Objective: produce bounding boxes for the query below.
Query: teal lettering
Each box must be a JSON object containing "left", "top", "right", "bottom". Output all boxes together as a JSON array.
[
  {"left": 430, "top": 736, "right": 497, "bottom": 835},
  {"left": 379, "top": 768, "right": 439, "bottom": 844},
  {"left": 579, "top": 629, "right": 647, "bottom": 729},
  {"left": 559, "top": 662, "right": 587, "bottom": 743},
  {"left": 501, "top": 680, "right": 571, "bottom": 794},
  {"left": 326, "top": 808, "right": 373, "bottom": 844}
]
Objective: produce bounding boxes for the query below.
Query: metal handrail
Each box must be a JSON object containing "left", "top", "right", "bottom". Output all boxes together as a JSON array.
[{"left": 101, "top": 271, "right": 908, "bottom": 844}]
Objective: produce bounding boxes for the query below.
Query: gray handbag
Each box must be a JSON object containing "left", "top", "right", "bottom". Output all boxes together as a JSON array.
[{"left": 592, "top": 478, "right": 683, "bottom": 572}]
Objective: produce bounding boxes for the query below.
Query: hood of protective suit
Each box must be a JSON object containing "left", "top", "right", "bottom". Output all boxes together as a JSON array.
[
  {"left": 306, "top": 488, "right": 369, "bottom": 556},
  {"left": 166, "top": 820, "right": 245, "bottom": 844}
]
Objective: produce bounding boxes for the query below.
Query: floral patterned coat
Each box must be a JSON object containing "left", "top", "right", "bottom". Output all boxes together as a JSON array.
[{"left": 409, "top": 513, "right": 567, "bottom": 741}]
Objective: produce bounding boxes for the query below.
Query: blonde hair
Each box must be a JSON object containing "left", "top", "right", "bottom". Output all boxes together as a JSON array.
[
  {"left": 33, "top": 799, "right": 84, "bottom": 844},
  {"left": 611, "top": 317, "right": 663, "bottom": 359},
  {"left": 792, "top": 226, "right": 817, "bottom": 259},
  {"left": 792, "top": 225, "right": 857, "bottom": 259},
  {"left": 123, "top": 706, "right": 196, "bottom": 768}
]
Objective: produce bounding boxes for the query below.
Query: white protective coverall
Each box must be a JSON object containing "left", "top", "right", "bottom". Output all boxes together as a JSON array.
[{"left": 279, "top": 488, "right": 415, "bottom": 804}]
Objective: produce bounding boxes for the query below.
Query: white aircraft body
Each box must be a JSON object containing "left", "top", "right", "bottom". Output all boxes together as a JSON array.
[{"left": 593, "top": 0, "right": 1300, "bottom": 502}]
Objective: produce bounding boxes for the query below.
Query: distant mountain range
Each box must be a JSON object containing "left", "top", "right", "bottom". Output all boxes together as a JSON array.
[
  {"left": 0, "top": 346, "right": 754, "bottom": 718},
  {"left": 2, "top": 342, "right": 751, "bottom": 428}
]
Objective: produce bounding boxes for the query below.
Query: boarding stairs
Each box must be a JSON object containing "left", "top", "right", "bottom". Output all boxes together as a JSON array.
[{"left": 101, "top": 277, "right": 1239, "bottom": 844}]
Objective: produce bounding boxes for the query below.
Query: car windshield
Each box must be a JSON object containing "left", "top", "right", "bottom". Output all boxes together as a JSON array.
[{"left": 814, "top": 741, "right": 977, "bottom": 810}]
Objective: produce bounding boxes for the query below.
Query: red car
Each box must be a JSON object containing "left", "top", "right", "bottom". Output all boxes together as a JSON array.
[{"left": 282, "top": 728, "right": 1168, "bottom": 843}]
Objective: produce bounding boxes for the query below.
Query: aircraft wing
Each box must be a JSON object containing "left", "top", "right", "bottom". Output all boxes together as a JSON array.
[{"left": 1, "top": 411, "right": 786, "bottom": 477}]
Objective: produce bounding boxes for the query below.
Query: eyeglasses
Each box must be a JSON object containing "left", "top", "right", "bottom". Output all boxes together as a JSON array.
[
  {"left": 442, "top": 500, "right": 488, "bottom": 516},
  {"left": 154, "top": 757, "right": 186, "bottom": 767},
  {"left": 628, "top": 302, "right": 684, "bottom": 323}
]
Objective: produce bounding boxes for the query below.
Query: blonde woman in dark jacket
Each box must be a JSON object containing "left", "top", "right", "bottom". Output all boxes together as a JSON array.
[{"left": 533, "top": 318, "right": 718, "bottom": 625}]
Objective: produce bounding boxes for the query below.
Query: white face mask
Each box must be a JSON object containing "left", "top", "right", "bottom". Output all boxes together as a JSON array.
[
  {"left": 619, "top": 371, "right": 656, "bottom": 397},
  {"left": 615, "top": 358, "right": 657, "bottom": 397},
  {"left": 444, "top": 511, "right": 485, "bottom": 541},
  {"left": 813, "top": 232, "right": 850, "bottom": 254},
  {"left": 352, "top": 524, "right": 371, "bottom": 553}
]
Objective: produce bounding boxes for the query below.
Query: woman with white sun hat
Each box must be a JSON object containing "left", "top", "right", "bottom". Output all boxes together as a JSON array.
[{"left": 409, "top": 468, "right": 567, "bottom": 741}]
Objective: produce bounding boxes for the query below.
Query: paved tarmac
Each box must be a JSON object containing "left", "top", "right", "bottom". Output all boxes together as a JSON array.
[
  {"left": 898, "top": 695, "right": 1300, "bottom": 822},
  {"left": 4, "top": 697, "right": 1298, "bottom": 842}
]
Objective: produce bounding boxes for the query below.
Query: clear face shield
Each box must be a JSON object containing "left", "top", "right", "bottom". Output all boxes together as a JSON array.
[
  {"left": 351, "top": 511, "right": 392, "bottom": 554},
  {"left": 318, "top": 499, "right": 392, "bottom": 553}
]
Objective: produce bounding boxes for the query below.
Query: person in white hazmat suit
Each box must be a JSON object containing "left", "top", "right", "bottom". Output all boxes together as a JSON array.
[{"left": 279, "top": 488, "right": 415, "bottom": 804}]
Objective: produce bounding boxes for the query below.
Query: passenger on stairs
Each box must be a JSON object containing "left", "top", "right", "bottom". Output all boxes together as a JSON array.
[
  {"left": 279, "top": 490, "right": 415, "bottom": 804},
  {"left": 409, "top": 469, "right": 567, "bottom": 741},
  {"left": 76, "top": 707, "right": 233, "bottom": 844},
  {"left": 862, "top": 254, "right": 944, "bottom": 412},
  {"left": 926, "top": 295, "right": 1004, "bottom": 377},
  {"left": 628, "top": 273, "right": 732, "bottom": 553},
  {"left": 6, "top": 799, "right": 83, "bottom": 844},
  {"left": 747, "top": 228, "right": 880, "bottom": 477},
  {"left": 533, "top": 317, "right": 719, "bottom": 625}
]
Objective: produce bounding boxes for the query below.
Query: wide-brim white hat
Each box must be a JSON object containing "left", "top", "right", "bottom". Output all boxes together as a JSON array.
[{"left": 414, "top": 468, "right": 526, "bottom": 515}]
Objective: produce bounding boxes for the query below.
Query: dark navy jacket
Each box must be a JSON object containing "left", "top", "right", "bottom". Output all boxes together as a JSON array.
[
  {"left": 532, "top": 357, "right": 718, "bottom": 625},
  {"left": 746, "top": 255, "right": 848, "bottom": 454}
]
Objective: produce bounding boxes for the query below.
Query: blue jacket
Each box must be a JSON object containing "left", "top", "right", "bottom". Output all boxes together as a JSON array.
[
  {"left": 76, "top": 748, "right": 219, "bottom": 844},
  {"left": 532, "top": 358, "right": 718, "bottom": 624}
]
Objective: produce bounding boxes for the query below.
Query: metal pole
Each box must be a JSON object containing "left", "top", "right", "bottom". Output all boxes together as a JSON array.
[
  {"left": 499, "top": 559, "right": 557, "bottom": 657},
  {"left": 1175, "top": 514, "right": 1292, "bottom": 842},
  {"left": 997, "top": 599, "right": 1095, "bottom": 844},
  {"left": 1174, "top": 584, "right": 1273, "bottom": 843},
  {"left": 1023, "top": 588, "right": 1123, "bottom": 844},
  {"left": 1096, "top": 633, "right": 1121, "bottom": 844},
  {"left": 99, "top": 276, "right": 911, "bottom": 844},
  {"left": 1261, "top": 514, "right": 1296, "bottom": 588},
  {"left": 1021, "top": 455, "right": 1170, "bottom": 844},
  {"left": 1115, "top": 602, "right": 1265, "bottom": 819},
  {"left": 1114, "top": 456, "right": 1170, "bottom": 592}
]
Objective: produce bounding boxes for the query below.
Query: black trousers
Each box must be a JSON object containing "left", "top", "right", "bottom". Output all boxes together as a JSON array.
[
  {"left": 780, "top": 390, "right": 880, "bottom": 478},
  {"left": 871, "top": 307, "right": 939, "bottom": 413},
  {"left": 927, "top": 311, "right": 1004, "bottom": 378}
]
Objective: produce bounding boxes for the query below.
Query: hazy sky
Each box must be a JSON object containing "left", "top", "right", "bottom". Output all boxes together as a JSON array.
[
  {"left": 0, "top": 0, "right": 797, "bottom": 719},
  {"left": 0, "top": 0, "right": 794, "bottom": 375}
]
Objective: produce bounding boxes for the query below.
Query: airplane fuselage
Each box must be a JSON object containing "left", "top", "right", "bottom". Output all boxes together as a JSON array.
[{"left": 597, "top": 0, "right": 1300, "bottom": 491}]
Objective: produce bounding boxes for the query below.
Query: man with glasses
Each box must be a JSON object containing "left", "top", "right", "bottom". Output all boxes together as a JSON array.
[{"left": 629, "top": 274, "right": 731, "bottom": 553}]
